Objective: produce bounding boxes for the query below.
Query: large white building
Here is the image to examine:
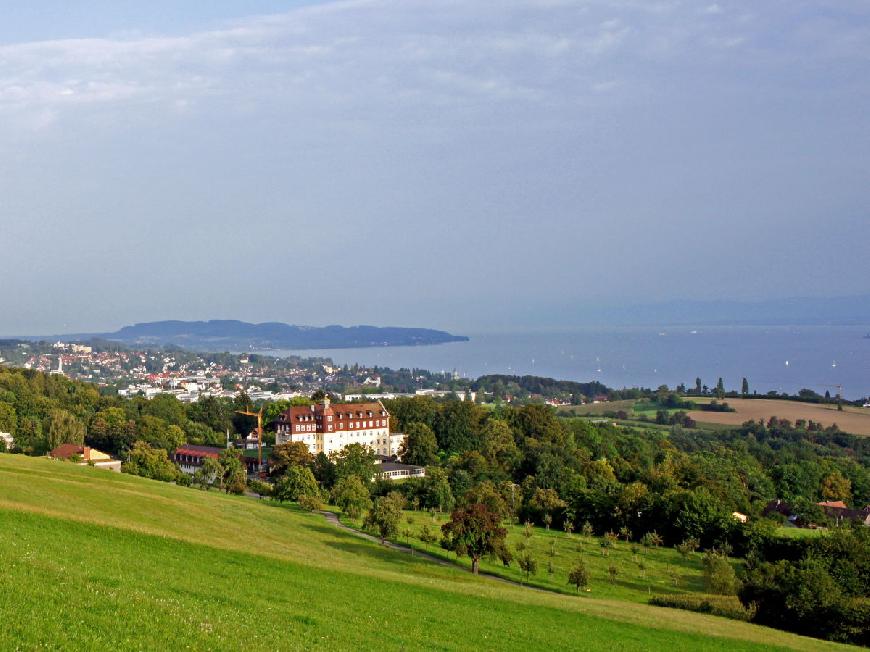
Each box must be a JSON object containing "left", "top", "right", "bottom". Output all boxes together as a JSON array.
[{"left": 275, "top": 398, "right": 404, "bottom": 458}]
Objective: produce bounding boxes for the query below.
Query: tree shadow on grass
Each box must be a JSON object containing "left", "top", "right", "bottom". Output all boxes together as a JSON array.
[
  {"left": 297, "top": 519, "right": 429, "bottom": 565},
  {"left": 319, "top": 538, "right": 443, "bottom": 572}
]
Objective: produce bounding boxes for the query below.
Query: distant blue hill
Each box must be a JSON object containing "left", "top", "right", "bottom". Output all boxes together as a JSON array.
[{"left": 32, "top": 320, "right": 469, "bottom": 351}]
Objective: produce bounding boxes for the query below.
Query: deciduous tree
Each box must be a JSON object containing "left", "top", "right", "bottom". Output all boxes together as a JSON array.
[
  {"left": 365, "top": 492, "right": 405, "bottom": 543},
  {"left": 46, "top": 409, "right": 85, "bottom": 450},
  {"left": 441, "top": 502, "right": 507, "bottom": 574},
  {"left": 269, "top": 441, "right": 314, "bottom": 478},
  {"left": 274, "top": 464, "right": 319, "bottom": 502},
  {"left": 399, "top": 422, "right": 438, "bottom": 466},
  {"left": 568, "top": 559, "right": 589, "bottom": 592},
  {"left": 331, "top": 475, "right": 371, "bottom": 519}
]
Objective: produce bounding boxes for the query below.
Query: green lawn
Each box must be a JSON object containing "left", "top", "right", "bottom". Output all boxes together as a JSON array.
[
  {"left": 774, "top": 526, "right": 827, "bottom": 539},
  {"left": 0, "top": 454, "right": 853, "bottom": 651},
  {"left": 557, "top": 399, "right": 636, "bottom": 416},
  {"left": 347, "top": 510, "right": 710, "bottom": 602}
]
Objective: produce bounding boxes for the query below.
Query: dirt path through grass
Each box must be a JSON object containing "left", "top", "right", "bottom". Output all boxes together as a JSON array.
[{"left": 317, "top": 510, "right": 560, "bottom": 594}]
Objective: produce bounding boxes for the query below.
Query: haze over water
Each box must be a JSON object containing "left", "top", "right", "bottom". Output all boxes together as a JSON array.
[{"left": 277, "top": 326, "right": 870, "bottom": 399}]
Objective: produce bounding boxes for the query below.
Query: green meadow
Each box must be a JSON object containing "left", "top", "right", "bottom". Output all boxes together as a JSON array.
[
  {"left": 0, "top": 454, "right": 853, "bottom": 651},
  {"left": 347, "top": 510, "right": 710, "bottom": 602}
]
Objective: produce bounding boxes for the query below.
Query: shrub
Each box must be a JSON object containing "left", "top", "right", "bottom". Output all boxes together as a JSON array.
[
  {"left": 298, "top": 493, "right": 324, "bottom": 512},
  {"left": 703, "top": 551, "right": 740, "bottom": 595},
  {"left": 248, "top": 479, "right": 273, "bottom": 497},
  {"left": 331, "top": 475, "right": 371, "bottom": 519},
  {"left": 517, "top": 552, "right": 538, "bottom": 581},
  {"left": 274, "top": 465, "right": 319, "bottom": 503},
  {"left": 676, "top": 537, "right": 699, "bottom": 559},
  {"left": 568, "top": 559, "right": 589, "bottom": 592},
  {"left": 649, "top": 594, "right": 752, "bottom": 621}
]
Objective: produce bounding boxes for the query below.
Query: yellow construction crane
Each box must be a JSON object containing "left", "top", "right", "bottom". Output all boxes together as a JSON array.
[{"left": 236, "top": 405, "right": 265, "bottom": 468}]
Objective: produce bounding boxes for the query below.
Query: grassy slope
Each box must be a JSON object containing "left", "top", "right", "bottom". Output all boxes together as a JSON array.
[
  {"left": 0, "top": 455, "right": 853, "bottom": 651},
  {"left": 352, "top": 510, "right": 708, "bottom": 602}
]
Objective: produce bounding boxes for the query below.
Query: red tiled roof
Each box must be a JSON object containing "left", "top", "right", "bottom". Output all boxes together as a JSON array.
[
  {"left": 175, "top": 445, "right": 222, "bottom": 459},
  {"left": 279, "top": 401, "right": 388, "bottom": 422},
  {"left": 50, "top": 443, "right": 86, "bottom": 459},
  {"left": 818, "top": 500, "right": 848, "bottom": 509}
]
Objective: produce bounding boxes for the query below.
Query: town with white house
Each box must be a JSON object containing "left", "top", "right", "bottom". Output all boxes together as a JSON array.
[{"left": 168, "top": 396, "right": 425, "bottom": 482}]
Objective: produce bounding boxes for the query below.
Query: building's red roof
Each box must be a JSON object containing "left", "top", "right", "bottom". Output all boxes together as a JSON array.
[
  {"left": 50, "top": 443, "right": 86, "bottom": 459},
  {"left": 278, "top": 400, "right": 389, "bottom": 430},
  {"left": 818, "top": 500, "right": 848, "bottom": 509},
  {"left": 175, "top": 445, "right": 222, "bottom": 459}
]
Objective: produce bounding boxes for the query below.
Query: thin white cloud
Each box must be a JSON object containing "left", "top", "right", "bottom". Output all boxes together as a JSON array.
[{"left": 0, "top": 0, "right": 867, "bottom": 132}]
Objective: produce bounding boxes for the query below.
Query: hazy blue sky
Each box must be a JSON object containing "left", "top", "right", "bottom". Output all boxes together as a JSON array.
[{"left": 1, "top": 1, "right": 868, "bottom": 334}]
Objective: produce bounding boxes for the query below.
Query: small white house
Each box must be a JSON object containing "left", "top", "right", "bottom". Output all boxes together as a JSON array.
[{"left": 0, "top": 432, "right": 13, "bottom": 451}]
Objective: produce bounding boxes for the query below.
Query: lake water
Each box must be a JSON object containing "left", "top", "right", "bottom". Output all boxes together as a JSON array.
[{"left": 272, "top": 326, "right": 870, "bottom": 399}]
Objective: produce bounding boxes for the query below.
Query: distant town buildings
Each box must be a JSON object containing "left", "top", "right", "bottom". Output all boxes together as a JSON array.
[{"left": 342, "top": 389, "right": 476, "bottom": 402}]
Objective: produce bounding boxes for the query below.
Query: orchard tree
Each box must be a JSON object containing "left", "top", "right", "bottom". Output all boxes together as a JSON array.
[
  {"left": 676, "top": 537, "right": 699, "bottom": 559},
  {"left": 461, "top": 481, "right": 510, "bottom": 521},
  {"left": 365, "top": 492, "right": 405, "bottom": 543},
  {"left": 568, "top": 559, "right": 589, "bottom": 592},
  {"left": 517, "top": 552, "right": 538, "bottom": 582},
  {"left": 441, "top": 502, "right": 507, "bottom": 574}
]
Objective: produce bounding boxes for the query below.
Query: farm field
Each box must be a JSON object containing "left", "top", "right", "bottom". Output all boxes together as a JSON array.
[
  {"left": 687, "top": 398, "right": 870, "bottom": 435},
  {"left": 0, "top": 454, "right": 854, "bottom": 651},
  {"left": 557, "top": 399, "right": 636, "bottom": 416}
]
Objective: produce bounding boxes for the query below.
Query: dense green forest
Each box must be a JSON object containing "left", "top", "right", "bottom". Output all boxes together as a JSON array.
[{"left": 1, "top": 366, "right": 868, "bottom": 644}]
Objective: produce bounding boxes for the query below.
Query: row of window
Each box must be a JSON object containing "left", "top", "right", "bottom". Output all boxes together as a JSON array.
[
  {"left": 295, "top": 419, "right": 386, "bottom": 433},
  {"left": 292, "top": 410, "right": 387, "bottom": 423}
]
